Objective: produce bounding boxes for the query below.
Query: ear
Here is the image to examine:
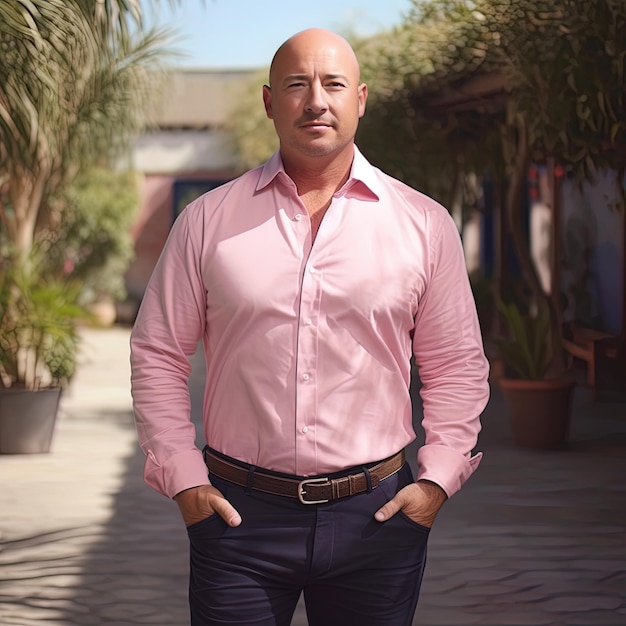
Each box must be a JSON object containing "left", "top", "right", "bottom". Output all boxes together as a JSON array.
[
  {"left": 358, "top": 83, "right": 368, "bottom": 119},
  {"left": 262, "top": 85, "right": 273, "bottom": 120}
]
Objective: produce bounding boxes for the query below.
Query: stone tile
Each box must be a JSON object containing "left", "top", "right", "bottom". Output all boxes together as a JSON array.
[
  {"left": 0, "top": 606, "right": 65, "bottom": 621},
  {"left": 99, "top": 603, "right": 158, "bottom": 620},
  {"left": 540, "top": 594, "right": 624, "bottom": 612},
  {"left": 563, "top": 612, "right": 626, "bottom": 625}
]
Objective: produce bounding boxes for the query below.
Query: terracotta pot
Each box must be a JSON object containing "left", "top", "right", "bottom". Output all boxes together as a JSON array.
[
  {"left": 498, "top": 378, "right": 575, "bottom": 450},
  {"left": 0, "top": 387, "right": 62, "bottom": 454}
]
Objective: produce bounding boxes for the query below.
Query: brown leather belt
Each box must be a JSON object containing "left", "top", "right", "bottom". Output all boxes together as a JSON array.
[{"left": 203, "top": 449, "right": 405, "bottom": 504}]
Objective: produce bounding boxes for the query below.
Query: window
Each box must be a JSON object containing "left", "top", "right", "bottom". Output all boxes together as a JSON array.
[{"left": 172, "top": 179, "right": 229, "bottom": 222}]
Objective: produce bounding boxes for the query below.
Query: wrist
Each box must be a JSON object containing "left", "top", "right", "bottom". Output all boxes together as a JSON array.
[
  {"left": 173, "top": 484, "right": 209, "bottom": 503},
  {"left": 417, "top": 479, "right": 448, "bottom": 505}
]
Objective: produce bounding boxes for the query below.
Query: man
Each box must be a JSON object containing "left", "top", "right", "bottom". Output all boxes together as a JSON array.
[{"left": 131, "top": 28, "right": 489, "bottom": 626}]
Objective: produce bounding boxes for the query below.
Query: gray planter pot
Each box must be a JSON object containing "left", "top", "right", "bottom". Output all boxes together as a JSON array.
[{"left": 0, "top": 387, "right": 62, "bottom": 454}]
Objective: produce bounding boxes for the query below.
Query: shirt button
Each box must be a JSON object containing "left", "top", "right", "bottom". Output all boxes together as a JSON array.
[
  {"left": 304, "top": 317, "right": 312, "bottom": 325},
  {"left": 301, "top": 373, "right": 310, "bottom": 381},
  {"left": 295, "top": 213, "right": 302, "bottom": 221},
  {"left": 301, "top": 426, "right": 309, "bottom": 434},
  {"left": 309, "top": 267, "right": 317, "bottom": 274}
]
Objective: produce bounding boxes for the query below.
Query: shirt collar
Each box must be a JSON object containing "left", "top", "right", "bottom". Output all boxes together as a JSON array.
[{"left": 256, "top": 146, "right": 381, "bottom": 202}]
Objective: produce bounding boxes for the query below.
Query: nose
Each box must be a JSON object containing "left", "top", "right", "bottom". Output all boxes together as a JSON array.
[{"left": 305, "top": 81, "right": 328, "bottom": 115}]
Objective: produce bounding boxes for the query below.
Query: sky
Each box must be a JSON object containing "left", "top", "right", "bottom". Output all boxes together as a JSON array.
[{"left": 148, "top": 0, "right": 414, "bottom": 69}]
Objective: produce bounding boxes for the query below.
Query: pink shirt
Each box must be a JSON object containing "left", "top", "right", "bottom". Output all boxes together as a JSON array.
[{"left": 130, "top": 147, "right": 490, "bottom": 500}]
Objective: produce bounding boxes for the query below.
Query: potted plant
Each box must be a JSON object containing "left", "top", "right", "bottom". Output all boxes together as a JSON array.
[
  {"left": 0, "top": 2, "right": 176, "bottom": 452},
  {"left": 493, "top": 298, "right": 575, "bottom": 449},
  {"left": 0, "top": 254, "right": 88, "bottom": 453}
]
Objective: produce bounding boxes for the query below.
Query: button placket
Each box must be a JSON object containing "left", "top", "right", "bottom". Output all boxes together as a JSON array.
[{"left": 294, "top": 257, "right": 322, "bottom": 468}]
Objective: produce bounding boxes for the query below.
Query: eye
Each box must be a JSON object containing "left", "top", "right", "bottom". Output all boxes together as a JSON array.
[{"left": 326, "top": 81, "right": 346, "bottom": 89}]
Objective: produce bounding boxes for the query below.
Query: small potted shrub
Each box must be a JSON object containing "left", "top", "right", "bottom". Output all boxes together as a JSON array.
[
  {"left": 0, "top": 254, "right": 88, "bottom": 453},
  {"left": 493, "top": 298, "right": 575, "bottom": 450}
]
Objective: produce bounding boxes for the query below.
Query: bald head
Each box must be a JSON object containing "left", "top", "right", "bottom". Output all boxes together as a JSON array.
[
  {"left": 269, "top": 29, "right": 361, "bottom": 87},
  {"left": 262, "top": 27, "right": 367, "bottom": 167}
]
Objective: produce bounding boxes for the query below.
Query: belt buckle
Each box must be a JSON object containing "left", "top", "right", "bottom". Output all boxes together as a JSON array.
[{"left": 298, "top": 477, "right": 330, "bottom": 504}]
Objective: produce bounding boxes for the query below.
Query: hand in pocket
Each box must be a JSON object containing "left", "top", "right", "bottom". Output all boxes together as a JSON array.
[{"left": 174, "top": 484, "right": 242, "bottom": 527}]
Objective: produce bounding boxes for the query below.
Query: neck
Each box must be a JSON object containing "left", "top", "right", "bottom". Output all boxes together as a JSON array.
[{"left": 282, "top": 146, "right": 354, "bottom": 196}]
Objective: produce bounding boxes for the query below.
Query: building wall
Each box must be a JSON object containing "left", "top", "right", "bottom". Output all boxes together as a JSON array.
[
  {"left": 123, "top": 133, "right": 240, "bottom": 320},
  {"left": 125, "top": 175, "right": 174, "bottom": 301},
  {"left": 119, "top": 69, "right": 258, "bottom": 322},
  {"left": 133, "top": 129, "right": 238, "bottom": 174},
  {"left": 561, "top": 170, "right": 625, "bottom": 335}
]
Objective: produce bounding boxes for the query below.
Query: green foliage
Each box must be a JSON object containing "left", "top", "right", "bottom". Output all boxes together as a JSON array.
[
  {"left": 473, "top": 0, "right": 626, "bottom": 180},
  {"left": 0, "top": 252, "right": 91, "bottom": 390},
  {"left": 357, "top": 0, "right": 626, "bottom": 199},
  {"left": 230, "top": 69, "right": 278, "bottom": 171},
  {"left": 42, "top": 167, "right": 141, "bottom": 303},
  {"left": 356, "top": 11, "right": 506, "bottom": 204},
  {"left": 494, "top": 299, "right": 553, "bottom": 380},
  {"left": 0, "top": 1, "right": 178, "bottom": 392},
  {"left": 0, "top": 0, "right": 175, "bottom": 263}
]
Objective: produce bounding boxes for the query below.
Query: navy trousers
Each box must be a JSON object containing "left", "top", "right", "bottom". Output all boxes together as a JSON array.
[{"left": 186, "top": 463, "right": 429, "bottom": 626}]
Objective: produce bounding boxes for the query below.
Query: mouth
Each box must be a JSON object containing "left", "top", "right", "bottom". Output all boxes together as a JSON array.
[{"left": 300, "top": 121, "right": 333, "bottom": 131}]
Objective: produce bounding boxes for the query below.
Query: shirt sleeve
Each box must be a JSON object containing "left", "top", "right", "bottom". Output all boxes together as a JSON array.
[
  {"left": 412, "top": 209, "right": 490, "bottom": 497},
  {"left": 130, "top": 209, "right": 210, "bottom": 499}
]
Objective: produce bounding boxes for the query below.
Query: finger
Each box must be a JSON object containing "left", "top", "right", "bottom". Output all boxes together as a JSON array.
[
  {"left": 209, "top": 494, "right": 242, "bottom": 527},
  {"left": 374, "top": 495, "right": 402, "bottom": 522}
]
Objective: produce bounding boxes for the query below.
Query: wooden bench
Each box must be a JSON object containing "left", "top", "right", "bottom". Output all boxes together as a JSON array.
[{"left": 562, "top": 325, "right": 621, "bottom": 397}]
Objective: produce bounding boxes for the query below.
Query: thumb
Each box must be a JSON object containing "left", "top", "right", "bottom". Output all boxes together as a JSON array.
[
  {"left": 375, "top": 494, "right": 402, "bottom": 522},
  {"left": 210, "top": 495, "right": 242, "bottom": 527}
]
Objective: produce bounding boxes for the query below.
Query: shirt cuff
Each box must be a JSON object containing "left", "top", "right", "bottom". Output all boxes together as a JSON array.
[
  {"left": 416, "top": 444, "right": 483, "bottom": 498},
  {"left": 143, "top": 447, "right": 210, "bottom": 499}
]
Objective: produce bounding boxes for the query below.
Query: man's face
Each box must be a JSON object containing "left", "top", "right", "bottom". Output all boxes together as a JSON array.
[{"left": 263, "top": 31, "right": 367, "bottom": 161}]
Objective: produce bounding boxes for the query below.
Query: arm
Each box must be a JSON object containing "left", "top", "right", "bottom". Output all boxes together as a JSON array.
[
  {"left": 130, "top": 209, "right": 212, "bottom": 500},
  {"left": 376, "top": 209, "right": 489, "bottom": 525}
]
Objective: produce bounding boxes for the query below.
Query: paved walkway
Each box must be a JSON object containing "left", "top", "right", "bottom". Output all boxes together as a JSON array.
[{"left": 1, "top": 326, "right": 625, "bottom": 625}]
